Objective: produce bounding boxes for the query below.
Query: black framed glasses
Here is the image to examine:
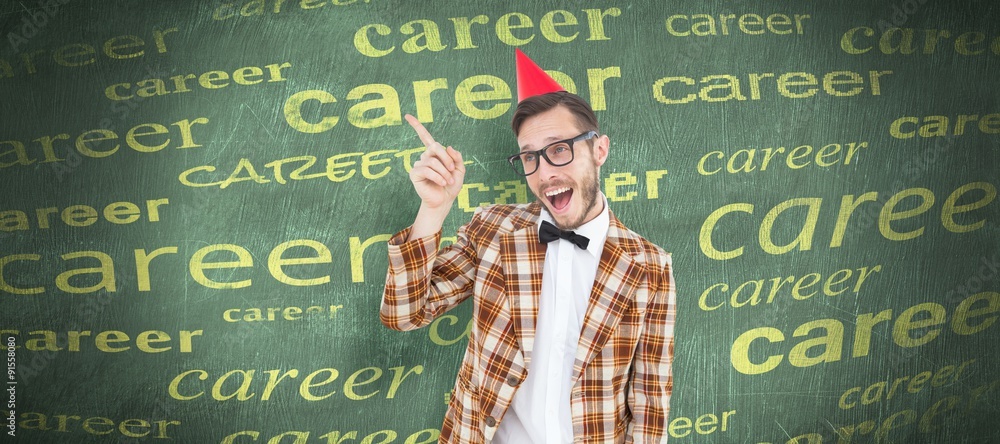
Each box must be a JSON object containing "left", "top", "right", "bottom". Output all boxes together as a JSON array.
[{"left": 507, "top": 131, "right": 598, "bottom": 176}]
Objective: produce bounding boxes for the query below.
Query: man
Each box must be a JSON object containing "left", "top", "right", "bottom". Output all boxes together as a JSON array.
[{"left": 381, "top": 49, "right": 676, "bottom": 443}]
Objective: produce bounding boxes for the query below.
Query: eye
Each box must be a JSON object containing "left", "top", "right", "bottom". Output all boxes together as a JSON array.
[
  {"left": 552, "top": 144, "right": 569, "bottom": 153},
  {"left": 523, "top": 153, "right": 536, "bottom": 162}
]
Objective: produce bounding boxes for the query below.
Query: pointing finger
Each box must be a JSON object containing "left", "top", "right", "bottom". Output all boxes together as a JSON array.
[{"left": 404, "top": 114, "right": 438, "bottom": 151}]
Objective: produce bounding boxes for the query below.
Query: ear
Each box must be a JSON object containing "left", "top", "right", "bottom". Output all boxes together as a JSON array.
[{"left": 592, "top": 134, "right": 610, "bottom": 167}]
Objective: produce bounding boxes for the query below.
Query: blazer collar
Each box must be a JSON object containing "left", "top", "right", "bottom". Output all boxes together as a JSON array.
[{"left": 572, "top": 214, "right": 645, "bottom": 382}]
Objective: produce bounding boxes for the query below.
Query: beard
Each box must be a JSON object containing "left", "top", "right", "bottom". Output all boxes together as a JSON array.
[{"left": 537, "top": 164, "right": 602, "bottom": 231}]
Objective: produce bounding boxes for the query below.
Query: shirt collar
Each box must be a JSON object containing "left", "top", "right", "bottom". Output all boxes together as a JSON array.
[{"left": 538, "top": 192, "right": 610, "bottom": 259}]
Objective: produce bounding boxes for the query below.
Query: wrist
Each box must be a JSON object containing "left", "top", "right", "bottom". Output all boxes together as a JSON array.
[{"left": 409, "top": 202, "right": 452, "bottom": 241}]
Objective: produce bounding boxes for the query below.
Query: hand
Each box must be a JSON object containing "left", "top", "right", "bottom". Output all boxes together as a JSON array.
[{"left": 405, "top": 114, "right": 465, "bottom": 210}]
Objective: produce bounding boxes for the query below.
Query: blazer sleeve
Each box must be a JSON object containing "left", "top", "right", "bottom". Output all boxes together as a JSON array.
[
  {"left": 379, "top": 208, "right": 484, "bottom": 332},
  {"left": 627, "top": 252, "right": 677, "bottom": 443}
]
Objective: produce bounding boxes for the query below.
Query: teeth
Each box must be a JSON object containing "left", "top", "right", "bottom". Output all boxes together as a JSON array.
[{"left": 545, "top": 187, "right": 570, "bottom": 197}]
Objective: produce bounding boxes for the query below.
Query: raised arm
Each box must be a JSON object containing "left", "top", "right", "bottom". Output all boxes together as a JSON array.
[{"left": 380, "top": 115, "right": 473, "bottom": 331}]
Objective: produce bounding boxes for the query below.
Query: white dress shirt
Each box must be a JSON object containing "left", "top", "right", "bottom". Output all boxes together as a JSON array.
[{"left": 494, "top": 193, "right": 610, "bottom": 443}]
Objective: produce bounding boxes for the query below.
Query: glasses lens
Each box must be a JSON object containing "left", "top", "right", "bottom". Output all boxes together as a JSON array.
[
  {"left": 512, "top": 153, "right": 537, "bottom": 176},
  {"left": 546, "top": 142, "right": 573, "bottom": 166}
]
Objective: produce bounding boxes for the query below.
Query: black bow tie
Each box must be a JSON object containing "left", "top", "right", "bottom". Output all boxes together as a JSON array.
[{"left": 538, "top": 220, "right": 590, "bottom": 250}]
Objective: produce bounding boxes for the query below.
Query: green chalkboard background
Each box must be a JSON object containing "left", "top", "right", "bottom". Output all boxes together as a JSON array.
[{"left": 2, "top": 1, "right": 998, "bottom": 442}]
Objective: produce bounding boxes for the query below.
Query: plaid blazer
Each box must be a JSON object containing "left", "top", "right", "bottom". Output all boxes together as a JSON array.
[{"left": 381, "top": 201, "right": 676, "bottom": 443}]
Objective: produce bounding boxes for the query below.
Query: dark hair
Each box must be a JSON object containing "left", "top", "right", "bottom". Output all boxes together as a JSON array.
[{"left": 511, "top": 91, "right": 598, "bottom": 136}]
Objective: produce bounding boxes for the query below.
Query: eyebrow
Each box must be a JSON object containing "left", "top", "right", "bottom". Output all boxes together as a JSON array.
[{"left": 519, "top": 135, "right": 573, "bottom": 152}]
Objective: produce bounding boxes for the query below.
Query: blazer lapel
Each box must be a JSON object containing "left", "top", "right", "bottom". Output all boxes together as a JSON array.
[
  {"left": 500, "top": 202, "right": 545, "bottom": 370},
  {"left": 572, "top": 211, "right": 644, "bottom": 382}
]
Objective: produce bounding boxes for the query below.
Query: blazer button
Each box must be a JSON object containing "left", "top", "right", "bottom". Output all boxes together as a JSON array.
[
  {"left": 485, "top": 416, "right": 496, "bottom": 427},
  {"left": 506, "top": 376, "right": 520, "bottom": 386}
]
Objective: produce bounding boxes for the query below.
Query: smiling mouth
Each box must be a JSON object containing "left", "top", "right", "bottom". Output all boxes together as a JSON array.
[{"left": 545, "top": 186, "right": 573, "bottom": 212}]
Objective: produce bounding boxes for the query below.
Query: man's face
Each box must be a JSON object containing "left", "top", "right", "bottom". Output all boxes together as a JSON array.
[{"left": 516, "top": 105, "right": 609, "bottom": 230}]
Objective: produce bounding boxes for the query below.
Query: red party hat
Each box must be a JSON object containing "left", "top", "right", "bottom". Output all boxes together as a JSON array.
[{"left": 515, "top": 48, "right": 565, "bottom": 102}]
